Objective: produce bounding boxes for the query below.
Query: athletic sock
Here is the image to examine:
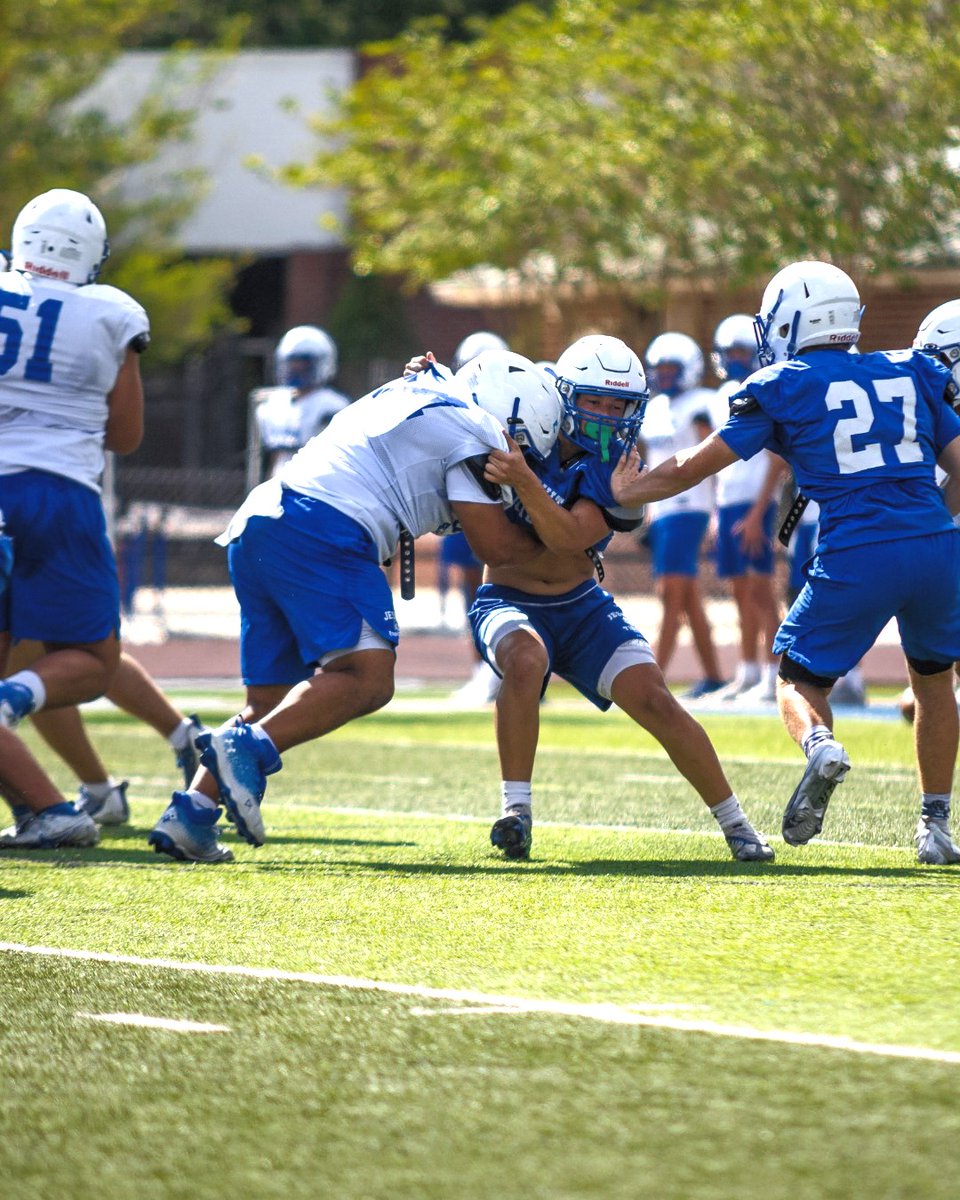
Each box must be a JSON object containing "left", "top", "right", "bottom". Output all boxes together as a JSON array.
[
  {"left": 921, "top": 793, "right": 951, "bottom": 823},
  {"left": 802, "top": 725, "right": 834, "bottom": 758},
  {"left": 501, "top": 781, "right": 532, "bottom": 817},
  {"left": 168, "top": 717, "right": 194, "bottom": 751},
  {"left": 81, "top": 780, "right": 118, "bottom": 801},
  {"left": 186, "top": 788, "right": 219, "bottom": 813},
  {"left": 710, "top": 794, "right": 749, "bottom": 833}
]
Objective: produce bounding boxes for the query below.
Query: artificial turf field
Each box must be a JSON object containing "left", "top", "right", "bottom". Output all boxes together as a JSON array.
[{"left": 2, "top": 687, "right": 959, "bottom": 1199}]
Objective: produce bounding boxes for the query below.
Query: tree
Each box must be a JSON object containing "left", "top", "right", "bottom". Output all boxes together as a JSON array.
[
  {"left": 0, "top": 0, "right": 240, "bottom": 364},
  {"left": 283, "top": 0, "right": 960, "bottom": 295}
]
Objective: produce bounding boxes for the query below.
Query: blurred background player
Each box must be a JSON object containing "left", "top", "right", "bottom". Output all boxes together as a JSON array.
[
  {"left": 0, "top": 189, "right": 145, "bottom": 778},
  {"left": 249, "top": 325, "right": 350, "bottom": 485},
  {"left": 640, "top": 332, "right": 726, "bottom": 698},
  {"left": 709, "top": 314, "right": 784, "bottom": 703},
  {"left": 444, "top": 330, "right": 510, "bottom": 705}
]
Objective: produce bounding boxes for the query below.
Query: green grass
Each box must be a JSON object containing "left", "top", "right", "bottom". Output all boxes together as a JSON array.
[{"left": 2, "top": 691, "right": 959, "bottom": 1200}]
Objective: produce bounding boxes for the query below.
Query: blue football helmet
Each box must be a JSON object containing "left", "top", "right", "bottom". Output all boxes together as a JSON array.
[
  {"left": 754, "top": 261, "right": 862, "bottom": 367},
  {"left": 554, "top": 335, "right": 648, "bottom": 461},
  {"left": 645, "top": 332, "right": 704, "bottom": 396},
  {"left": 914, "top": 300, "right": 960, "bottom": 400},
  {"left": 274, "top": 325, "right": 337, "bottom": 390}
]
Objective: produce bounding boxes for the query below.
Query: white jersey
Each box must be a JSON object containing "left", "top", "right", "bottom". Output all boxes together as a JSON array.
[
  {"left": 641, "top": 386, "right": 716, "bottom": 519},
  {"left": 710, "top": 381, "right": 775, "bottom": 508},
  {"left": 220, "top": 372, "right": 506, "bottom": 562},
  {"left": 254, "top": 384, "right": 351, "bottom": 477},
  {"left": 0, "top": 272, "right": 148, "bottom": 492}
]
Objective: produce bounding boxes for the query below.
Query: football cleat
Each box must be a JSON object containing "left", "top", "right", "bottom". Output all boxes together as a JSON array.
[
  {"left": 148, "top": 792, "right": 233, "bottom": 864},
  {"left": 724, "top": 821, "right": 775, "bottom": 863},
  {"left": 915, "top": 818, "right": 960, "bottom": 866},
  {"left": 681, "top": 677, "right": 728, "bottom": 701},
  {"left": 174, "top": 714, "right": 209, "bottom": 788},
  {"left": 490, "top": 809, "right": 533, "bottom": 860},
  {"left": 196, "top": 725, "right": 281, "bottom": 847},
  {"left": 76, "top": 781, "right": 130, "bottom": 826},
  {"left": 782, "top": 739, "right": 850, "bottom": 845},
  {"left": 0, "top": 680, "right": 36, "bottom": 729},
  {"left": 0, "top": 804, "right": 99, "bottom": 849}
]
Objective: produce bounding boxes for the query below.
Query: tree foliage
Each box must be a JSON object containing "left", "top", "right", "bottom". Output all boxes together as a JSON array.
[
  {"left": 0, "top": 0, "right": 240, "bottom": 364},
  {"left": 287, "top": 0, "right": 960, "bottom": 294}
]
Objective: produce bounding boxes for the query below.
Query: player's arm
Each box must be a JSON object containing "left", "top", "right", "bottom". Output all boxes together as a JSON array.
[
  {"left": 611, "top": 431, "right": 739, "bottom": 508},
  {"left": 104, "top": 345, "right": 145, "bottom": 454},
  {"left": 937, "top": 433, "right": 960, "bottom": 517},
  {"left": 451, "top": 499, "right": 544, "bottom": 569},
  {"left": 483, "top": 436, "right": 608, "bottom": 552}
]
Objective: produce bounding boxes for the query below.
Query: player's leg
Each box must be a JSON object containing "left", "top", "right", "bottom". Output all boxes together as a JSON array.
[
  {"left": 610, "top": 660, "right": 773, "bottom": 862},
  {"left": 108, "top": 651, "right": 207, "bottom": 785},
  {"left": 8, "top": 638, "right": 129, "bottom": 825},
  {"left": 910, "top": 665, "right": 960, "bottom": 864},
  {"left": 0, "top": 728, "right": 99, "bottom": 850},
  {"left": 471, "top": 593, "right": 551, "bottom": 860}
]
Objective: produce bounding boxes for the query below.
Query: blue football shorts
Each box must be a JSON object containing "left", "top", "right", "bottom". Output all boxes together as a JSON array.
[
  {"left": 774, "top": 531, "right": 960, "bottom": 678},
  {"left": 647, "top": 511, "right": 710, "bottom": 577},
  {"left": 715, "top": 501, "right": 776, "bottom": 578},
  {"left": 227, "top": 489, "right": 400, "bottom": 686},
  {"left": 788, "top": 522, "right": 818, "bottom": 597},
  {"left": 0, "top": 469, "right": 119, "bottom": 643},
  {"left": 469, "top": 579, "right": 655, "bottom": 711}
]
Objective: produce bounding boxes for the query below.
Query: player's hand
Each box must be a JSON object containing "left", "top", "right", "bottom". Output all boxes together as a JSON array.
[
  {"left": 404, "top": 350, "right": 435, "bottom": 376},
  {"left": 484, "top": 434, "right": 535, "bottom": 488},
  {"left": 733, "top": 506, "right": 769, "bottom": 557},
  {"left": 611, "top": 445, "right": 646, "bottom": 505}
]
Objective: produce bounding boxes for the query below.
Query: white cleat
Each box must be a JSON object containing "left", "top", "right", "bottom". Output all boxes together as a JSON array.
[
  {"left": 915, "top": 818, "right": 960, "bottom": 865},
  {"left": 0, "top": 806, "right": 99, "bottom": 849},
  {"left": 782, "top": 739, "right": 850, "bottom": 846}
]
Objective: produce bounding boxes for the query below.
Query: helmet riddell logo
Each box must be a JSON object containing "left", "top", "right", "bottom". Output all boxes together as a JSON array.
[
  {"left": 828, "top": 333, "right": 858, "bottom": 343},
  {"left": 605, "top": 378, "right": 629, "bottom": 387},
  {"left": 23, "top": 260, "right": 69, "bottom": 280}
]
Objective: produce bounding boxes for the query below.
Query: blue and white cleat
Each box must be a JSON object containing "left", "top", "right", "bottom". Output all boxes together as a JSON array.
[
  {"left": 0, "top": 803, "right": 99, "bottom": 849},
  {"left": 196, "top": 725, "right": 281, "bottom": 847},
  {"left": 782, "top": 739, "right": 850, "bottom": 846},
  {"left": 490, "top": 808, "right": 533, "bottom": 860},
  {"left": 148, "top": 792, "right": 233, "bottom": 863},
  {"left": 175, "top": 714, "right": 209, "bottom": 788},
  {"left": 724, "top": 821, "right": 775, "bottom": 863},
  {"left": 76, "top": 781, "right": 130, "bottom": 826},
  {"left": 0, "top": 680, "right": 36, "bottom": 729}
]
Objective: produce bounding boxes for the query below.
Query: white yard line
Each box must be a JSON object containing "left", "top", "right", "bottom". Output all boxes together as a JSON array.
[
  {"left": 76, "top": 1011, "right": 230, "bottom": 1033},
  {"left": 4, "top": 942, "right": 958, "bottom": 1066}
]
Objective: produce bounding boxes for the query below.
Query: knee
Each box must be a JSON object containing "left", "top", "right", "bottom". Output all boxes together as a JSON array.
[{"left": 499, "top": 642, "right": 548, "bottom": 694}]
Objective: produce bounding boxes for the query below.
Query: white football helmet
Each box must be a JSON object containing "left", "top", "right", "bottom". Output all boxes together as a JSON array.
[
  {"left": 711, "top": 314, "right": 759, "bottom": 382},
  {"left": 914, "top": 300, "right": 960, "bottom": 395},
  {"left": 554, "top": 334, "right": 649, "bottom": 459},
  {"left": 453, "top": 330, "right": 509, "bottom": 371},
  {"left": 645, "top": 332, "right": 704, "bottom": 395},
  {"left": 11, "top": 188, "right": 109, "bottom": 285},
  {"left": 754, "top": 261, "right": 863, "bottom": 367},
  {"left": 274, "top": 325, "right": 338, "bottom": 390},
  {"left": 456, "top": 349, "right": 562, "bottom": 464}
]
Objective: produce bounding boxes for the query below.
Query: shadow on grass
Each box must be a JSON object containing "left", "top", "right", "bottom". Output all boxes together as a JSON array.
[{"left": 0, "top": 888, "right": 31, "bottom": 899}]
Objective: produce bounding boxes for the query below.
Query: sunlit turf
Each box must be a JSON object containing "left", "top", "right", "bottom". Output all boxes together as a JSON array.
[{"left": 2, "top": 689, "right": 959, "bottom": 1199}]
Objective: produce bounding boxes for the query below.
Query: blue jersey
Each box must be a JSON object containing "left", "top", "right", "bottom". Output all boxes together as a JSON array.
[
  {"left": 503, "top": 441, "right": 644, "bottom": 554},
  {"left": 719, "top": 349, "right": 960, "bottom": 552}
]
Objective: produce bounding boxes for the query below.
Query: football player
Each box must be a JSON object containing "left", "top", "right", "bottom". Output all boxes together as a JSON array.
[
  {"left": 641, "top": 332, "right": 726, "bottom": 698},
  {"left": 612, "top": 262, "right": 960, "bottom": 864},
  {"left": 148, "top": 350, "right": 561, "bottom": 862},
  {"left": 443, "top": 335, "right": 774, "bottom": 864}
]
